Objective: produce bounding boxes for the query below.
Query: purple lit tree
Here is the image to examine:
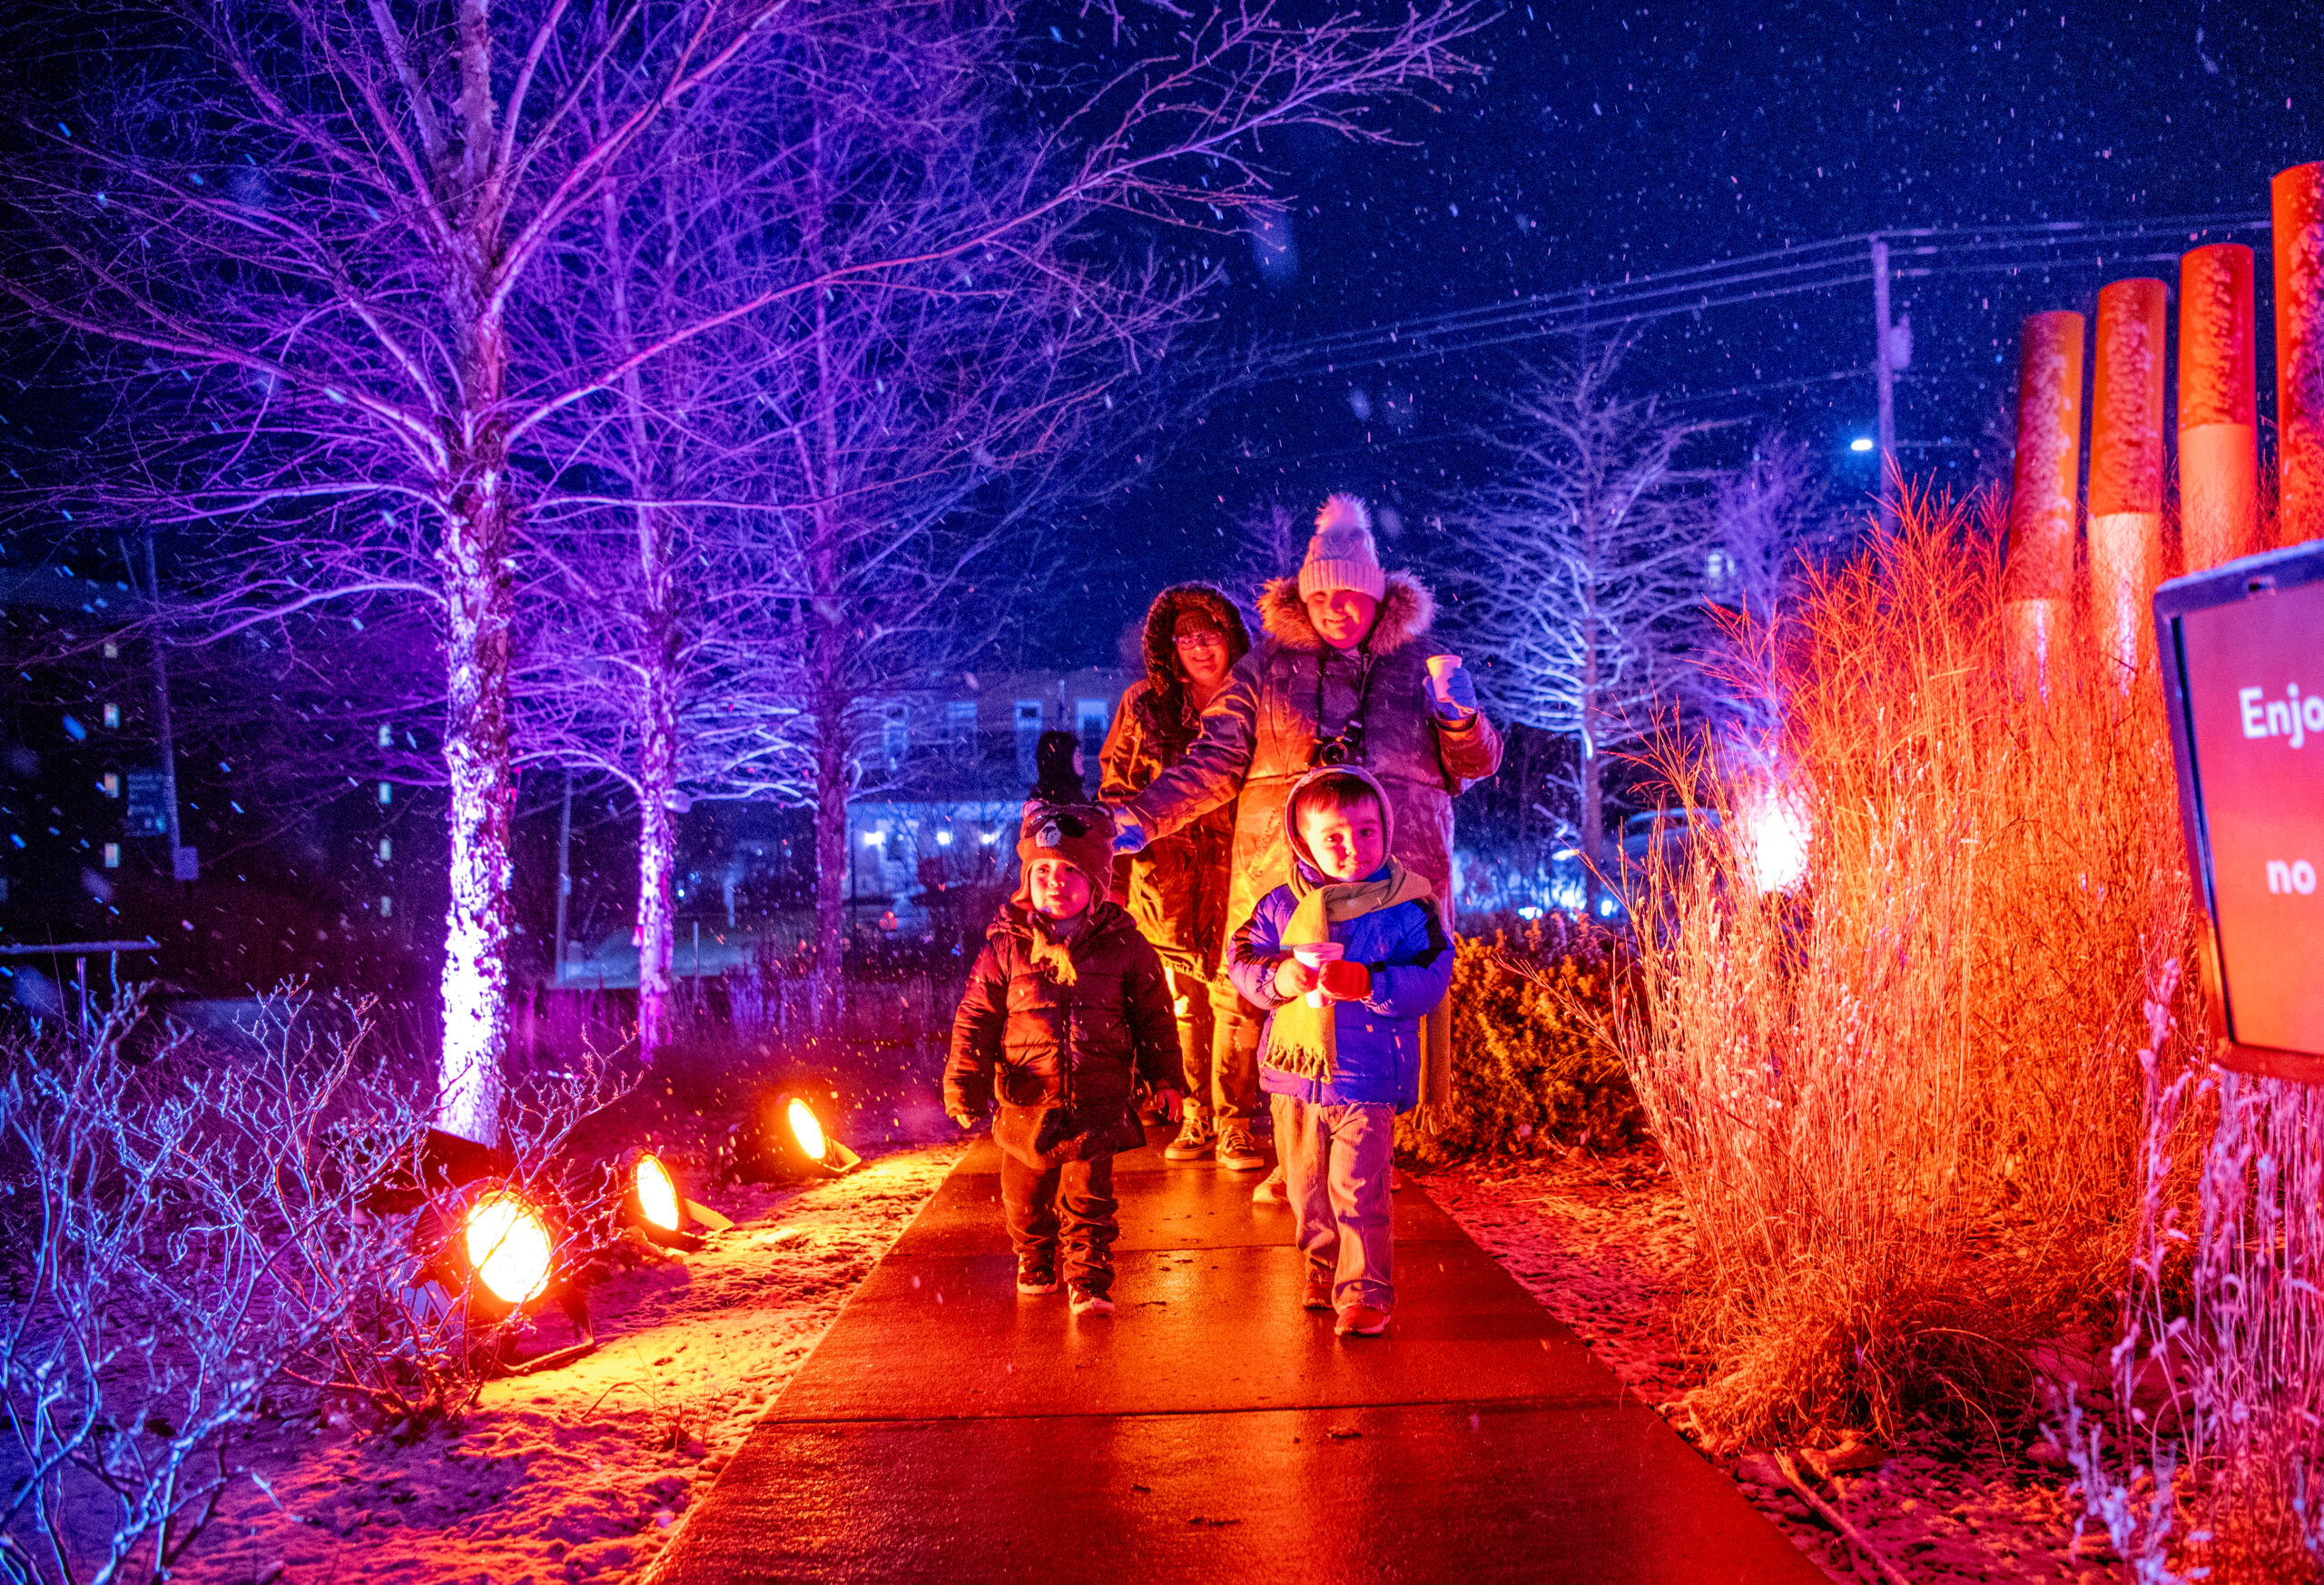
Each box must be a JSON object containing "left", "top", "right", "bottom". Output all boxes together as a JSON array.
[{"left": 2, "top": 0, "right": 1484, "bottom": 1133}]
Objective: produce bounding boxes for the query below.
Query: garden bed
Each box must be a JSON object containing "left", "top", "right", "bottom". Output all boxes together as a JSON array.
[
  {"left": 174, "top": 1142, "right": 963, "bottom": 1585},
  {"left": 1423, "top": 1151, "right": 2118, "bottom": 1584}
]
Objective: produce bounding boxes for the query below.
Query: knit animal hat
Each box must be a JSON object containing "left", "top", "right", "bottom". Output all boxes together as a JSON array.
[
  {"left": 1297, "top": 493, "right": 1388, "bottom": 602},
  {"left": 1015, "top": 800, "right": 1115, "bottom": 891}
]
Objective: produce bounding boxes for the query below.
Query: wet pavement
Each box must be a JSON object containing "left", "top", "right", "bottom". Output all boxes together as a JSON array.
[{"left": 648, "top": 1131, "right": 1826, "bottom": 1583}]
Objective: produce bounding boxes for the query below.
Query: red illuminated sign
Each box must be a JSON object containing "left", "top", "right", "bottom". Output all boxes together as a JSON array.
[{"left": 2159, "top": 545, "right": 2324, "bottom": 1074}]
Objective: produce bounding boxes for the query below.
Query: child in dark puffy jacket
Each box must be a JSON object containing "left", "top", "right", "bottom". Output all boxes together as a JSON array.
[
  {"left": 1227, "top": 766, "right": 1455, "bottom": 1337},
  {"left": 945, "top": 802, "right": 1180, "bottom": 1315}
]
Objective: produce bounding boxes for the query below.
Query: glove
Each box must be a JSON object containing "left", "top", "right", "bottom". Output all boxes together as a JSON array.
[
  {"left": 946, "top": 1108, "right": 985, "bottom": 1131},
  {"left": 1320, "top": 960, "right": 1372, "bottom": 1002},
  {"left": 1426, "top": 664, "right": 1479, "bottom": 722},
  {"left": 1111, "top": 817, "right": 1149, "bottom": 854}
]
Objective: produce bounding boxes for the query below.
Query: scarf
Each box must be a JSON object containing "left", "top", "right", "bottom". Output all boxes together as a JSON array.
[{"left": 1264, "top": 858, "right": 1435, "bottom": 1088}]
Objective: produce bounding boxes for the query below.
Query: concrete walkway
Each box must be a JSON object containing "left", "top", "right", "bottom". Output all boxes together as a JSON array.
[{"left": 650, "top": 1131, "right": 1826, "bottom": 1583}]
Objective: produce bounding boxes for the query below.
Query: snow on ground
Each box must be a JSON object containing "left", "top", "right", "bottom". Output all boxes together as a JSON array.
[
  {"left": 1421, "top": 1154, "right": 2118, "bottom": 1585},
  {"left": 179, "top": 1141, "right": 964, "bottom": 1585}
]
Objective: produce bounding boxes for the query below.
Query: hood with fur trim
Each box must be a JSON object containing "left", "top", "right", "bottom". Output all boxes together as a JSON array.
[
  {"left": 1138, "top": 582, "right": 1253, "bottom": 698},
  {"left": 1256, "top": 569, "right": 1435, "bottom": 655}
]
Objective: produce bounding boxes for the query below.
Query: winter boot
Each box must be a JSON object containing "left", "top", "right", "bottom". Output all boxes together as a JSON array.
[
  {"left": 1164, "top": 1102, "right": 1215, "bottom": 1161},
  {"left": 1016, "top": 1253, "right": 1061, "bottom": 1296},
  {"left": 1215, "top": 1122, "right": 1265, "bottom": 1172},
  {"left": 1303, "top": 1262, "right": 1335, "bottom": 1313}
]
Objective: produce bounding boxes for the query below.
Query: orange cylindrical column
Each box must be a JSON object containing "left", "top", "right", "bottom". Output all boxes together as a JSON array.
[
  {"left": 2003, "top": 310, "right": 2085, "bottom": 684},
  {"left": 2086, "top": 279, "right": 2168, "bottom": 681},
  {"left": 2178, "top": 243, "right": 2259, "bottom": 570},
  {"left": 2275, "top": 162, "right": 2324, "bottom": 546}
]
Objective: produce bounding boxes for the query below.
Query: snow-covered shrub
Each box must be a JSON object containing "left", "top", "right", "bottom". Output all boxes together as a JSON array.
[
  {"left": 0, "top": 987, "right": 627, "bottom": 1582},
  {"left": 215, "top": 992, "right": 625, "bottom": 1434},
  {"left": 2062, "top": 960, "right": 2324, "bottom": 1585},
  {"left": 1400, "top": 915, "right": 1642, "bottom": 1167},
  {"left": 0, "top": 993, "right": 349, "bottom": 1584},
  {"left": 1611, "top": 491, "right": 2199, "bottom": 1448}
]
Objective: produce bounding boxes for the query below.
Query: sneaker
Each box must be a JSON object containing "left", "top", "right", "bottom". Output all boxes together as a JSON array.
[
  {"left": 1164, "top": 1103, "right": 1215, "bottom": 1161},
  {"left": 1251, "top": 1166, "right": 1288, "bottom": 1206},
  {"left": 1016, "top": 1261, "right": 1060, "bottom": 1296},
  {"left": 1303, "top": 1265, "right": 1334, "bottom": 1312},
  {"left": 1215, "top": 1124, "right": 1265, "bottom": 1172},
  {"left": 1068, "top": 1285, "right": 1115, "bottom": 1316},
  {"left": 1334, "top": 1304, "right": 1390, "bottom": 1338}
]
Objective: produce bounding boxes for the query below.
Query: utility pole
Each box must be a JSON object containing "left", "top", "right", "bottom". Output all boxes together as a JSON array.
[
  {"left": 552, "top": 769, "right": 574, "bottom": 986},
  {"left": 1871, "top": 237, "right": 1900, "bottom": 538}
]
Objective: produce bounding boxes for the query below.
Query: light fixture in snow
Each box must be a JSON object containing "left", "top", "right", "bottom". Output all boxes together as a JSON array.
[
  {"left": 744, "top": 1090, "right": 861, "bottom": 1182},
  {"left": 633, "top": 1153, "right": 680, "bottom": 1231},
  {"left": 620, "top": 1148, "right": 733, "bottom": 1252},
  {"left": 787, "top": 1099, "right": 826, "bottom": 1162},
  {"left": 1849, "top": 437, "right": 1876, "bottom": 453},
  {"left": 463, "top": 1190, "right": 555, "bottom": 1308},
  {"left": 937, "top": 829, "right": 953, "bottom": 846}
]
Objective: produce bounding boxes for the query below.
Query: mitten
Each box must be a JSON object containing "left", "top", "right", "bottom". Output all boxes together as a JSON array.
[
  {"left": 1427, "top": 665, "right": 1479, "bottom": 721},
  {"left": 1320, "top": 960, "right": 1372, "bottom": 1002}
]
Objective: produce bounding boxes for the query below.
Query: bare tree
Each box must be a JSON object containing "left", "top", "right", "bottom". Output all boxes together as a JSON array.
[
  {"left": 1, "top": 0, "right": 1485, "bottom": 1132},
  {"left": 1222, "top": 497, "right": 1308, "bottom": 605},
  {"left": 1444, "top": 348, "right": 1718, "bottom": 912},
  {"left": 522, "top": 4, "right": 1492, "bottom": 1036}
]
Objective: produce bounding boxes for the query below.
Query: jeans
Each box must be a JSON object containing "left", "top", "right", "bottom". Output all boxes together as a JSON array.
[
  {"left": 1162, "top": 969, "right": 1260, "bottom": 1123},
  {"left": 1000, "top": 1151, "right": 1118, "bottom": 1294},
  {"left": 1270, "top": 1095, "right": 1395, "bottom": 1312}
]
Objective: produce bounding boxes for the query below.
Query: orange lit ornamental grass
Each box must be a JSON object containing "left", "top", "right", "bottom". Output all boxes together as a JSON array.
[{"left": 1611, "top": 489, "right": 2202, "bottom": 1449}]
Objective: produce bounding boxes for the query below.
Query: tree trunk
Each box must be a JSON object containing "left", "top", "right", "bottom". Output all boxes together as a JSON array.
[
  {"left": 437, "top": 424, "right": 516, "bottom": 1144},
  {"left": 1578, "top": 608, "right": 1605, "bottom": 918},
  {"left": 635, "top": 627, "right": 678, "bottom": 1064},
  {"left": 436, "top": 38, "right": 514, "bottom": 1145},
  {"left": 810, "top": 659, "right": 850, "bottom": 1036}
]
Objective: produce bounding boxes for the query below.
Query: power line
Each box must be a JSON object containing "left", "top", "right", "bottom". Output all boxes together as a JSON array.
[{"left": 1226, "top": 212, "right": 2270, "bottom": 386}]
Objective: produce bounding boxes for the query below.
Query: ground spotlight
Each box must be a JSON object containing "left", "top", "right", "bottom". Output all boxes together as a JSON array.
[
  {"left": 464, "top": 1188, "right": 556, "bottom": 1310},
  {"left": 745, "top": 1088, "right": 861, "bottom": 1181},
  {"left": 618, "top": 1147, "right": 734, "bottom": 1250},
  {"left": 409, "top": 1179, "right": 596, "bottom": 1373}
]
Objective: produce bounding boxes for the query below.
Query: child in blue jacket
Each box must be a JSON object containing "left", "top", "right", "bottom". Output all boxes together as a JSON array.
[{"left": 1227, "top": 765, "right": 1455, "bottom": 1336}]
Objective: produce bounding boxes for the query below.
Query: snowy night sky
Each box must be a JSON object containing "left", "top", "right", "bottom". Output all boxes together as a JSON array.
[{"left": 1068, "top": 0, "right": 2319, "bottom": 664}]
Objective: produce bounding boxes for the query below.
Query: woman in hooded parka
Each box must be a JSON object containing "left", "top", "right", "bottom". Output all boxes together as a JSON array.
[
  {"left": 1110, "top": 496, "right": 1502, "bottom": 1196},
  {"left": 1098, "top": 584, "right": 1268, "bottom": 1171}
]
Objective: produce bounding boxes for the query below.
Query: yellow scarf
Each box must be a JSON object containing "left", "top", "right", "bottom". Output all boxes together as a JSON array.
[{"left": 1265, "top": 859, "right": 1435, "bottom": 1088}]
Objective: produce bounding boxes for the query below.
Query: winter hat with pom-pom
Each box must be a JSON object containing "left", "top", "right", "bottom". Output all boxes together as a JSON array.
[{"left": 1297, "top": 493, "right": 1388, "bottom": 602}]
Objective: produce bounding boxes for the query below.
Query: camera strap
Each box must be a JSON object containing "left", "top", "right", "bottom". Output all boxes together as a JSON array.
[{"left": 1314, "top": 648, "right": 1377, "bottom": 756}]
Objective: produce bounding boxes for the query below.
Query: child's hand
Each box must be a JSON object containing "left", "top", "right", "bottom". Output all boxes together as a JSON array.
[
  {"left": 946, "top": 1108, "right": 984, "bottom": 1131},
  {"left": 1274, "top": 956, "right": 1322, "bottom": 999},
  {"left": 1320, "top": 960, "right": 1371, "bottom": 1002},
  {"left": 1150, "top": 1087, "right": 1184, "bottom": 1124}
]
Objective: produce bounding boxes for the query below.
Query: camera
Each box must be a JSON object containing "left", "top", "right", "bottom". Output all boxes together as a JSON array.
[{"left": 1310, "top": 720, "right": 1366, "bottom": 767}]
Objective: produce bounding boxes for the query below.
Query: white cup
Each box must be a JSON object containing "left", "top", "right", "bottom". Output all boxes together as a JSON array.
[
  {"left": 1426, "top": 653, "right": 1463, "bottom": 704},
  {"left": 1290, "top": 940, "right": 1344, "bottom": 1007}
]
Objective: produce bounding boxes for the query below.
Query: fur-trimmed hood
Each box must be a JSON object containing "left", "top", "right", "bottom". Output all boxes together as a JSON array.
[
  {"left": 1138, "top": 582, "right": 1253, "bottom": 696},
  {"left": 1256, "top": 569, "right": 1435, "bottom": 655}
]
